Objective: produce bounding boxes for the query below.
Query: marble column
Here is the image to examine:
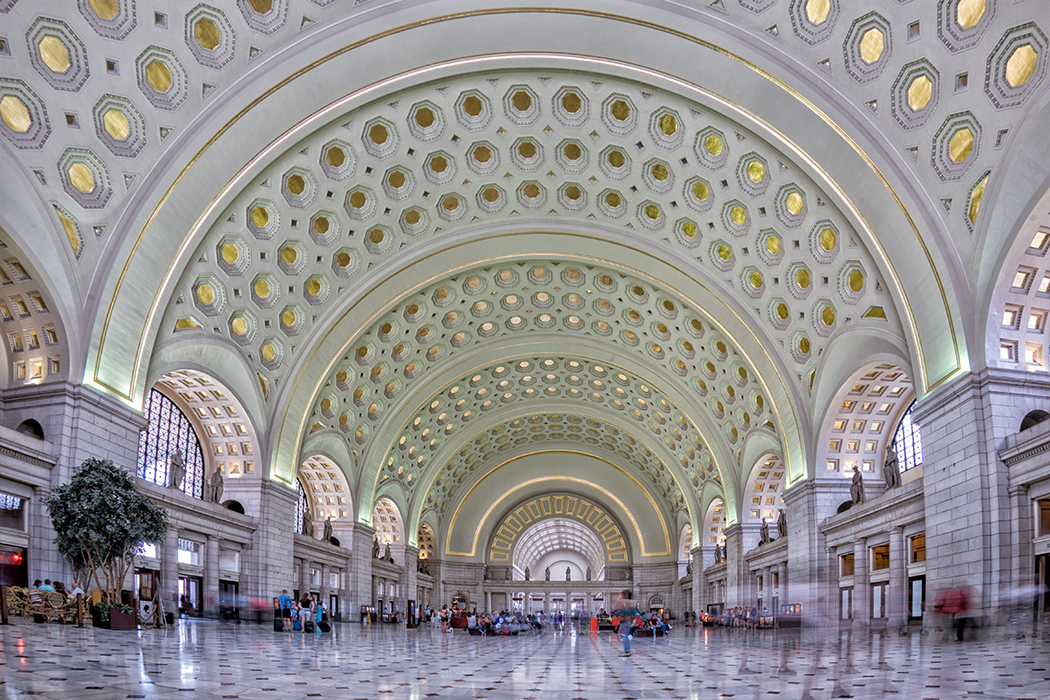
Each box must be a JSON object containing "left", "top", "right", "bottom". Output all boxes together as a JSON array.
[
  {"left": 350, "top": 523, "right": 375, "bottom": 620},
  {"left": 853, "top": 539, "right": 869, "bottom": 625},
  {"left": 544, "top": 591, "right": 550, "bottom": 615},
  {"left": 485, "top": 590, "right": 492, "bottom": 612},
  {"left": 778, "top": 561, "right": 787, "bottom": 606},
  {"left": 162, "top": 526, "right": 179, "bottom": 611},
  {"left": 1010, "top": 484, "right": 1033, "bottom": 613},
  {"left": 763, "top": 566, "right": 772, "bottom": 608},
  {"left": 342, "top": 557, "right": 353, "bottom": 620},
  {"left": 691, "top": 546, "right": 703, "bottom": 616},
  {"left": 204, "top": 535, "right": 220, "bottom": 618},
  {"left": 723, "top": 524, "right": 745, "bottom": 607},
  {"left": 887, "top": 527, "right": 906, "bottom": 628},
  {"left": 320, "top": 563, "right": 330, "bottom": 610},
  {"left": 300, "top": 558, "right": 310, "bottom": 597},
  {"left": 398, "top": 545, "right": 419, "bottom": 617}
]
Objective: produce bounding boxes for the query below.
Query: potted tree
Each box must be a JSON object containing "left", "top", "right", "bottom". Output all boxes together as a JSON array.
[{"left": 44, "top": 458, "right": 167, "bottom": 630}]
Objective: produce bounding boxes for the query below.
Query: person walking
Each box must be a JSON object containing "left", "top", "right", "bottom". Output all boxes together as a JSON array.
[{"left": 614, "top": 590, "right": 640, "bottom": 657}]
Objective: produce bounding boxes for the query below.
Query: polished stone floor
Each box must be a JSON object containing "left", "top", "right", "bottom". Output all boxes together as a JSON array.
[{"left": 1, "top": 617, "right": 1048, "bottom": 699}]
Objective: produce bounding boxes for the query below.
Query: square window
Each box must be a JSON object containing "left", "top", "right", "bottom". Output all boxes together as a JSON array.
[
  {"left": 911, "top": 533, "right": 926, "bottom": 563},
  {"left": 840, "top": 553, "right": 855, "bottom": 577},
  {"left": 871, "top": 544, "right": 890, "bottom": 571}
]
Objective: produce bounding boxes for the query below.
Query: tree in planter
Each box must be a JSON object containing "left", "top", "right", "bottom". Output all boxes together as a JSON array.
[{"left": 43, "top": 458, "right": 167, "bottom": 611}]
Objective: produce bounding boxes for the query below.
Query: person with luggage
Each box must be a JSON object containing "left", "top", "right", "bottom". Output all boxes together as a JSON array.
[
  {"left": 296, "top": 594, "right": 315, "bottom": 634},
  {"left": 277, "top": 590, "right": 294, "bottom": 631},
  {"left": 316, "top": 603, "right": 331, "bottom": 633}
]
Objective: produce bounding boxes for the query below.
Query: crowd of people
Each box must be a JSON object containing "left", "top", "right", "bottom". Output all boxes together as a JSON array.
[{"left": 275, "top": 589, "right": 331, "bottom": 634}]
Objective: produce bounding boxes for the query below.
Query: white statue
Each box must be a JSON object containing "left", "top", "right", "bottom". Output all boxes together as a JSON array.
[{"left": 168, "top": 450, "right": 186, "bottom": 490}]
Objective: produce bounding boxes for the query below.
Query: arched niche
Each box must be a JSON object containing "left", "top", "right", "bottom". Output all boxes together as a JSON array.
[
  {"left": 677, "top": 523, "right": 693, "bottom": 578},
  {"left": 511, "top": 518, "right": 607, "bottom": 582},
  {"left": 813, "top": 361, "right": 915, "bottom": 510},
  {"left": 445, "top": 450, "right": 671, "bottom": 561},
  {"left": 150, "top": 368, "right": 262, "bottom": 513},
  {"left": 298, "top": 453, "right": 353, "bottom": 542},
  {"left": 371, "top": 496, "right": 404, "bottom": 548}
]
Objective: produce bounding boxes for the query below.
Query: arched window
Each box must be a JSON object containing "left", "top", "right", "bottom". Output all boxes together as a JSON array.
[
  {"left": 890, "top": 401, "right": 923, "bottom": 472},
  {"left": 136, "top": 388, "right": 205, "bottom": 499},
  {"left": 294, "top": 479, "right": 309, "bottom": 534}
]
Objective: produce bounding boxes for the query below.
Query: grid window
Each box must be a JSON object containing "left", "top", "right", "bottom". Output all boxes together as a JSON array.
[
  {"left": 136, "top": 389, "right": 205, "bottom": 499},
  {"left": 890, "top": 401, "right": 923, "bottom": 472}
]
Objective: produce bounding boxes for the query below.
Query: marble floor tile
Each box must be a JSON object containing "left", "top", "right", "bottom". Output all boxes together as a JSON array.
[{"left": 2, "top": 618, "right": 1049, "bottom": 699}]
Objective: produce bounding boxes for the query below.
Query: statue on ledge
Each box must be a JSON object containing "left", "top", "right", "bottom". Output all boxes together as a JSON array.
[
  {"left": 777, "top": 509, "right": 787, "bottom": 538},
  {"left": 372, "top": 536, "right": 381, "bottom": 558},
  {"left": 525, "top": 566, "right": 530, "bottom": 581},
  {"left": 168, "top": 450, "right": 186, "bottom": 490},
  {"left": 851, "top": 465, "right": 866, "bottom": 504},
  {"left": 504, "top": 566, "right": 510, "bottom": 581},
  {"left": 302, "top": 516, "right": 314, "bottom": 538},
  {"left": 322, "top": 516, "right": 333, "bottom": 543},
  {"left": 209, "top": 468, "right": 224, "bottom": 503},
  {"left": 383, "top": 542, "right": 393, "bottom": 563},
  {"left": 545, "top": 566, "right": 550, "bottom": 581},
  {"left": 417, "top": 556, "right": 430, "bottom": 576},
  {"left": 759, "top": 519, "right": 771, "bottom": 545},
  {"left": 586, "top": 566, "right": 591, "bottom": 581},
  {"left": 714, "top": 543, "right": 723, "bottom": 563},
  {"left": 884, "top": 449, "right": 902, "bottom": 489},
  {"left": 566, "top": 566, "right": 571, "bottom": 581}
]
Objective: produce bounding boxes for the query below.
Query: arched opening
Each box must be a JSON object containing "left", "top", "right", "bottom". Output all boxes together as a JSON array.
[
  {"left": 371, "top": 497, "right": 404, "bottom": 564},
  {"left": 417, "top": 523, "right": 436, "bottom": 560},
  {"left": 1021, "top": 410, "right": 1050, "bottom": 432},
  {"left": 678, "top": 524, "right": 693, "bottom": 579},
  {"left": 889, "top": 400, "right": 924, "bottom": 475},
  {"left": 704, "top": 498, "right": 727, "bottom": 566},
  {"left": 513, "top": 518, "right": 606, "bottom": 583},
  {"left": 223, "top": 500, "right": 245, "bottom": 515},
  {"left": 298, "top": 454, "right": 352, "bottom": 542},
  {"left": 742, "top": 456, "right": 787, "bottom": 548},
  {"left": 815, "top": 362, "right": 915, "bottom": 504},
  {"left": 15, "top": 419, "right": 43, "bottom": 440},
  {"left": 136, "top": 387, "right": 207, "bottom": 499}
]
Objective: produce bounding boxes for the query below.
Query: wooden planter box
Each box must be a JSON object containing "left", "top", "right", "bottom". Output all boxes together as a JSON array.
[{"left": 91, "top": 606, "right": 138, "bottom": 630}]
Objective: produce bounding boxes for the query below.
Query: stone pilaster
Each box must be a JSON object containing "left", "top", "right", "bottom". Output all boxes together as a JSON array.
[
  {"left": 853, "top": 538, "right": 869, "bottom": 624},
  {"left": 251, "top": 480, "right": 297, "bottom": 599},
  {"left": 398, "top": 545, "right": 418, "bottom": 615},
  {"left": 888, "top": 526, "right": 906, "bottom": 628},
  {"left": 204, "top": 534, "right": 220, "bottom": 618},
  {"left": 349, "top": 523, "right": 375, "bottom": 620},
  {"left": 691, "top": 546, "right": 703, "bottom": 616},
  {"left": 783, "top": 479, "right": 845, "bottom": 625}
]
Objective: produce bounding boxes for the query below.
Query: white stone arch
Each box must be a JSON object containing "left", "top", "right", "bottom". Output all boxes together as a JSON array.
[
  {"left": 371, "top": 495, "right": 405, "bottom": 548},
  {"left": 702, "top": 497, "right": 727, "bottom": 549},
  {"left": 417, "top": 522, "right": 437, "bottom": 561},
  {"left": 677, "top": 522, "right": 693, "bottom": 579},
  {"left": 298, "top": 453, "right": 353, "bottom": 545},
  {"left": 0, "top": 229, "right": 72, "bottom": 389},
  {"left": 512, "top": 518, "right": 606, "bottom": 583},
  {"left": 974, "top": 92, "right": 1050, "bottom": 371},
  {"left": 146, "top": 368, "right": 262, "bottom": 512},
  {"left": 983, "top": 196, "right": 1050, "bottom": 375},
  {"left": 742, "top": 454, "right": 787, "bottom": 529},
  {"left": 813, "top": 361, "right": 916, "bottom": 511}
]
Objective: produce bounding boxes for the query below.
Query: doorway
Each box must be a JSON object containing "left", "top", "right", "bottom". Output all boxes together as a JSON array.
[{"left": 178, "top": 576, "right": 202, "bottom": 616}]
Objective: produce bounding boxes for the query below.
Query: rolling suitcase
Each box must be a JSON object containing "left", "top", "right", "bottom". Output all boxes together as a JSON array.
[
  {"left": 293, "top": 619, "right": 301, "bottom": 631},
  {"left": 317, "top": 620, "right": 330, "bottom": 633},
  {"left": 304, "top": 620, "right": 315, "bottom": 633},
  {"left": 273, "top": 618, "right": 283, "bottom": 632}
]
